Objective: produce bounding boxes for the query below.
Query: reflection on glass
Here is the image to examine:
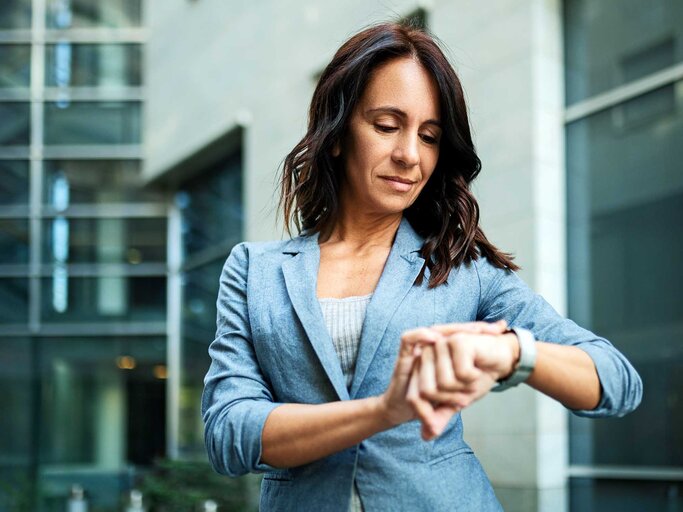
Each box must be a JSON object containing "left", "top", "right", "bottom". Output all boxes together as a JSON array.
[
  {"left": 0, "top": 103, "right": 30, "bottom": 146},
  {"left": 564, "top": 0, "right": 683, "bottom": 104},
  {"left": 0, "top": 160, "right": 29, "bottom": 206},
  {"left": 0, "top": 338, "right": 32, "bottom": 483},
  {"left": 179, "top": 152, "right": 243, "bottom": 257},
  {"left": 43, "top": 160, "right": 162, "bottom": 204},
  {"left": 46, "top": 0, "right": 142, "bottom": 28},
  {"left": 41, "top": 276, "right": 165, "bottom": 323},
  {"left": 44, "top": 101, "right": 141, "bottom": 145},
  {"left": 0, "top": 1, "right": 31, "bottom": 29},
  {"left": 571, "top": 478, "right": 683, "bottom": 512},
  {"left": 0, "top": 278, "right": 28, "bottom": 324},
  {"left": 0, "top": 45, "right": 31, "bottom": 88},
  {"left": 567, "top": 82, "right": 683, "bottom": 467},
  {"left": 46, "top": 43, "right": 142, "bottom": 87},
  {"left": 179, "top": 259, "right": 225, "bottom": 454},
  {"left": 177, "top": 149, "right": 243, "bottom": 455},
  {"left": 0, "top": 219, "right": 29, "bottom": 264},
  {"left": 39, "top": 337, "right": 166, "bottom": 467},
  {"left": 43, "top": 218, "right": 167, "bottom": 264}
]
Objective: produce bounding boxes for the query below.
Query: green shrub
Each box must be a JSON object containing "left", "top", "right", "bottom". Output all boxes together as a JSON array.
[{"left": 136, "top": 459, "right": 260, "bottom": 512}]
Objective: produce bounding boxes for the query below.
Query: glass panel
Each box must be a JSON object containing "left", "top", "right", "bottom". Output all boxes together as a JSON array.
[
  {"left": 0, "top": 278, "right": 29, "bottom": 324},
  {"left": 0, "top": 1, "right": 31, "bottom": 29},
  {"left": 565, "top": 0, "right": 683, "bottom": 104},
  {"left": 0, "top": 219, "right": 29, "bottom": 264},
  {"left": 0, "top": 160, "right": 29, "bottom": 206},
  {"left": 39, "top": 336, "right": 166, "bottom": 464},
  {"left": 567, "top": 82, "right": 683, "bottom": 467},
  {"left": 41, "top": 275, "right": 165, "bottom": 323},
  {"left": 0, "top": 337, "right": 34, "bottom": 510},
  {"left": 0, "top": 103, "right": 30, "bottom": 146},
  {"left": 46, "top": 0, "right": 142, "bottom": 29},
  {"left": 177, "top": 149, "right": 243, "bottom": 455},
  {"left": 46, "top": 43, "right": 142, "bottom": 87},
  {"left": 0, "top": 45, "right": 31, "bottom": 89},
  {"left": 178, "top": 152, "right": 242, "bottom": 257},
  {"left": 0, "top": 338, "right": 33, "bottom": 466},
  {"left": 44, "top": 101, "right": 141, "bottom": 145},
  {"left": 37, "top": 336, "right": 165, "bottom": 507},
  {"left": 570, "top": 478, "right": 683, "bottom": 512},
  {"left": 43, "top": 160, "right": 162, "bottom": 204},
  {"left": 43, "top": 218, "right": 166, "bottom": 264},
  {"left": 179, "top": 258, "right": 226, "bottom": 455}
]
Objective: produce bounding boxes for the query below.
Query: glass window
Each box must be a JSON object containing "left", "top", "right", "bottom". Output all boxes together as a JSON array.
[
  {"left": 567, "top": 82, "right": 683, "bottom": 467},
  {"left": 0, "top": 219, "right": 29, "bottom": 264},
  {"left": 177, "top": 147, "right": 243, "bottom": 455},
  {"left": 0, "top": 338, "right": 33, "bottom": 470},
  {"left": 43, "top": 218, "right": 166, "bottom": 264},
  {"left": 46, "top": 43, "right": 142, "bottom": 88},
  {"left": 46, "top": 0, "right": 142, "bottom": 29},
  {"left": 0, "top": 278, "right": 28, "bottom": 324},
  {"left": 565, "top": 0, "right": 683, "bottom": 104},
  {"left": 44, "top": 101, "right": 141, "bottom": 145},
  {"left": 0, "top": 160, "right": 29, "bottom": 206},
  {"left": 41, "top": 275, "right": 165, "bottom": 323},
  {"left": 0, "top": 103, "right": 30, "bottom": 146},
  {"left": 38, "top": 336, "right": 166, "bottom": 467},
  {"left": 0, "top": 45, "right": 31, "bottom": 89},
  {"left": 178, "top": 152, "right": 243, "bottom": 258},
  {"left": 43, "top": 160, "right": 162, "bottom": 204},
  {"left": 0, "top": 1, "right": 31, "bottom": 29},
  {"left": 570, "top": 478, "right": 683, "bottom": 512}
]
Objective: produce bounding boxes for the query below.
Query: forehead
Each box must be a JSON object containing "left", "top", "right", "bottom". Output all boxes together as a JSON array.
[{"left": 359, "top": 57, "right": 441, "bottom": 120}]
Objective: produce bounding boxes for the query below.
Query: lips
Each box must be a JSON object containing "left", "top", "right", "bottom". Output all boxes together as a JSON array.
[
  {"left": 381, "top": 176, "right": 416, "bottom": 185},
  {"left": 380, "top": 176, "right": 417, "bottom": 192}
]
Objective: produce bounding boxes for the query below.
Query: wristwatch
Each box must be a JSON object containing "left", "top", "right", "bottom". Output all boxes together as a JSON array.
[{"left": 491, "top": 326, "right": 537, "bottom": 392}]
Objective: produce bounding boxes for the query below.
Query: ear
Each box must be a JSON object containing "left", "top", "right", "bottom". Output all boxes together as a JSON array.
[{"left": 331, "top": 140, "right": 341, "bottom": 158}]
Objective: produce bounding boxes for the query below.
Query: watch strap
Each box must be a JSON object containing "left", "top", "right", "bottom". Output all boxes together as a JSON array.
[{"left": 491, "top": 326, "right": 537, "bottom": 392}]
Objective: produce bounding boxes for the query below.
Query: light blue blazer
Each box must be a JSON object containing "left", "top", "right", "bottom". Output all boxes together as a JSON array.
[{"left": 202, "top": 217, "right": 642, "bottom": 511}]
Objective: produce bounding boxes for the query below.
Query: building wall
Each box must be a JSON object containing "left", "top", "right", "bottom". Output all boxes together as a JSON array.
[{"left": 145, "top": 1, "right": 567, "bottom": 510}]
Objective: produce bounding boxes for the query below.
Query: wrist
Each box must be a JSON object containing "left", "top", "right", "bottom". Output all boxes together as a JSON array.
[
  {"left": 499, "top": 332, "right": 520, "bottom": 379},
  {"left": 369, "top": 395, "right": 396, "bottom": 430}
]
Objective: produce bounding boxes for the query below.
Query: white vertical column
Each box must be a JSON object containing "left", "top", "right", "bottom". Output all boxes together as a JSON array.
[
  {"left": 29, "top": 0, "right": 47, "bottom": 332},
  {"left": 166, "top": 199, "right": 182, "bottom": 458},
  {"left": 532, "top": 2, "right": 568, "bottom": 511}
]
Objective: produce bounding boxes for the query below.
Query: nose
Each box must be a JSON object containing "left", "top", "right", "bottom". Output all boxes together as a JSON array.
[{"left": 392, "top": 132, "right": 420, "bottom": 168}]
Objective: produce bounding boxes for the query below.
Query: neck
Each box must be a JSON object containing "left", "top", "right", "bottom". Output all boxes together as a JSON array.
[{"left": 320, "top": 209, "right": 402, "bottom": 251}]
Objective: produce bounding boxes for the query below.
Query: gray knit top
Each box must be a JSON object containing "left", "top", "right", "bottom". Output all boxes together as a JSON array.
[{"left": 318, "top": 293, "right": 372, "bottom": 512}]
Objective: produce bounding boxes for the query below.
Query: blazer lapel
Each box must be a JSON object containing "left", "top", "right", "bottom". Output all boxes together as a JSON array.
[
  {"left": 281, "top": 236, "right": 350, "bottom": 401},
  {"left": 349, "top": 218, "right": 425, "bottom": 398}
]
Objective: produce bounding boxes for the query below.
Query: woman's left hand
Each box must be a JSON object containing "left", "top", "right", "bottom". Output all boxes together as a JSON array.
[{"left": 407, "top": 323, "right": 519, "bottom": 440}]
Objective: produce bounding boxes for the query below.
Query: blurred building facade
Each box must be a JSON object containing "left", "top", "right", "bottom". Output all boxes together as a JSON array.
[
  {"left": 1, "top": 0, "right": 681, "bottom": 511},
  {"left": 0, "top": 0, "right": 167, "bottom": 510}
]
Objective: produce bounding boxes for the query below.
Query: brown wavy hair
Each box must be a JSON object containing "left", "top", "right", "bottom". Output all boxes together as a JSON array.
[{"left": 279, "top": 21, "right": 518, "bottom": 287}]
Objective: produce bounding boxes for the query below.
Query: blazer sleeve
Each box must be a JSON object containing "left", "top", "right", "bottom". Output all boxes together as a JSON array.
[
  {"left": 474, "top": 257, "right": 643, "bottom": 418},
  {"left": 202, "top": 242, "right": 281, "bottom": 477}
]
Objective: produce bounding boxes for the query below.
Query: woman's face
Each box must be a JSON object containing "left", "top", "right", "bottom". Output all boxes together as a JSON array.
[{"left": 335, "top": 56, "right": 442, "bottom": 216}]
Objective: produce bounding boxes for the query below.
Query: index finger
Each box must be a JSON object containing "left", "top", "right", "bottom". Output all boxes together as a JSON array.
[{"left": 399, "top": 328, "right": 442, "bottom": 357}]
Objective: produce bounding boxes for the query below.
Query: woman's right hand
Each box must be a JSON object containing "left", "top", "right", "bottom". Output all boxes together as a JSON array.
[{"left": 378, "top": 327, "right": 441, "bottom": 427}]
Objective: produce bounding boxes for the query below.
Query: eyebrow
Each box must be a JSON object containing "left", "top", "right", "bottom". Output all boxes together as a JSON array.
[{"left": 365, "top": 106, "right": 441, "bottom": 128}]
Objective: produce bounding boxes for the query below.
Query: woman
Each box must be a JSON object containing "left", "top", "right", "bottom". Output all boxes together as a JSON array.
[{"left": 202, "top": 22, "right": 642, "bottom": 511}]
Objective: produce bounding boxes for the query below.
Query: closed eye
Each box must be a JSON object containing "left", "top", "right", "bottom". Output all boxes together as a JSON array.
[
  {"left": 375, "top": 124, "right": 398, "bottom": 133},
  {"left": 420, "top": 133, "right": 439, "bottom": 145}
]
